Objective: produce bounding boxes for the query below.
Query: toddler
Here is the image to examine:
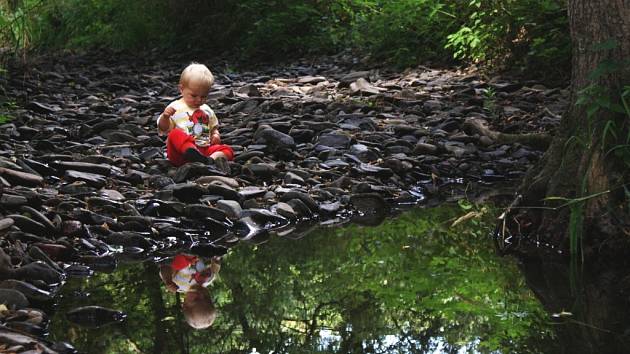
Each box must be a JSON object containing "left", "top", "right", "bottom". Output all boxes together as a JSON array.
[
  {"left": 159, "top": 254, "right": 222, "bottom": 329},
  {"left": 157, "top": 63, "right": 234, "bottom": 173}
]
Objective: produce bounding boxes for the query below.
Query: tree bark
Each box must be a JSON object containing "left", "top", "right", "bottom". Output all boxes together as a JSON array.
[{"left": 513, "top": 0, "right": 630, "bottom": 252}]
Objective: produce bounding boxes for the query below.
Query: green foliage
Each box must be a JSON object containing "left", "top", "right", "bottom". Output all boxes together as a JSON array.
[
  {"left": 0, "top": 0, "right": 42, "bottom": 52},
  {"left": 482, "top": 86, "right": 498, "bottom": 117},
  {"left": 577, "top": 59, "right": 630, "bottom": 169},
  {"left": 2, "top": 0, "right": 171, "bottom": 50},
  {"left": 352, "top": 0, "right": 459, "bottom": 66},
  {"left": 1, "top": 0, "right": 571, "bottom": 77},
  {"left": 234, "top": 1, "right": 350, "bottom": 59},
  {"left": 445, "top": 0, "right": 569, "bottom": 75},
  {"left": 0, "top": 99, "right": 16, "bottom": 124}
]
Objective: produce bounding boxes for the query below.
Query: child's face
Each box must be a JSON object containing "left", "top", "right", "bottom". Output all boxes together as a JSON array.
[{"left": 180, "top": 80, "right": 210, "bottom": 109}]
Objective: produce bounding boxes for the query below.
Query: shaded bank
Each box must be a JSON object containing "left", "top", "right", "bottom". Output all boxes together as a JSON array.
[{"left": 519, "top": 251, "right": 630, "bottom": 354}]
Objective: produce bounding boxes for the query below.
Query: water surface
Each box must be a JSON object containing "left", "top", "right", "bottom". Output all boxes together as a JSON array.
[{"left": 49, "top": 205, "right": 557, "bottom": 353}]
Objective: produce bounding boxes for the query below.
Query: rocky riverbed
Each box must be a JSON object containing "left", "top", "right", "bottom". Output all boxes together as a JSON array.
[{"left": 0, "top": 51, "right": 567, "bottom": 351}]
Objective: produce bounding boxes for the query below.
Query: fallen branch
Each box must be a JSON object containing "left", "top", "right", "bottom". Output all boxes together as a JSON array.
[{"left": 464, "top": 117, "right": 552, "bottom": 150}]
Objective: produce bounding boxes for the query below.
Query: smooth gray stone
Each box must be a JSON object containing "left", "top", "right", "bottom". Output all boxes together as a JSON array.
[
  {"left": 0, "top": 194, "right": 28, "bottom": 208},
  {"left": 279, "top": 191, "right": 319, "bottom": 213},
  {"left": 253, "top": 125, "right": 295, "bottom": 150},
  {"left": 243, "top": 163, "right": 278, "bottom": 180},
  {"left": 216, "top": 200, "right": 243, "bottom": 219},
  {"left": 0, "top": 288, "right": 29, "bottom": 310},
  {"left": 413, "top": 142, "right": 439, "bottom": 155},
  {"left": 319, "top": 201, "right": 341, "bottom": 215},
  {"left": 0, "top": 167, "right": 44, "bottom": 187},
  {"left": 20, "top": 206, "right": 56, "bottom": 232},
  {"left": 172, "top": 163, "right": 225, "bottom": 183},
  {"left": 354, "top": 163, "right": 394, "bottom": 178},
  {"left": 149, "top": 175, "right": 175, "bottom": 189},
  {"left": 50, "top": 161, "right": 112, "bottom": 176},
  {"left": 284, "top": 172, "right": 305, "bottom": 185},
  {"left": 272, "top": 202, "right": 298, "bottom": 220},
  {"left": 339, "top": 71, "right": 371, "bottom": 85},
  {"left": 0, "top": 279, "right": 53, "bottom": 302},
  {"left": 350, "top": 193, "right": 391, "bottom": 215},
  {"left": 65, "top": 170, "right": 107, "bottom": 188},
  {"left": 238, "top": 186, "right": 268, "bottom": 199},
  {"left": 316, "top": 132, "right": 352, "bottom": 149},
  {"left": 185, "top": 204, "right": 229, "bottom": 222},
  {"left": 286, "top": 199, "right": 313, "bottom": 218},
  {"left": 171, "top": 183, "right": 207, "bottom": 203},
  {"left": 27, "top": 101, "right": 59, "bottom": 113},
  {"left": 13, "top": 261, "right": 64, "bottom": 284},
  {"left": 206, "top": 184, "right": 240, "bottom": 201},
  {"left": 0, "top": 218, "right": 14, "bottom": 231},
  {"left": 6, "top": 214, "right": 48, "bottom": 236},
  {"left": 66, "top": 305, "right": 126, "bottom": 328},
  {"left": 103, "top": 231, "right": 154, "bottom": 249}
]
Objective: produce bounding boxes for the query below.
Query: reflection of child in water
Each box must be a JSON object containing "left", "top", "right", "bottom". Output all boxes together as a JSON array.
[{"left": 159, "top": 254, "right": 221, "bottom": 329}]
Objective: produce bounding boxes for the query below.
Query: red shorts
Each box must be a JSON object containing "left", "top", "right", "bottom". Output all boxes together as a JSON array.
[{"left": 166, "top": 128, "right": 234, "bottom": 167}]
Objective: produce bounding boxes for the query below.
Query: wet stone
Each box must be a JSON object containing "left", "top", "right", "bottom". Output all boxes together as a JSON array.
[
  {"left": 66, "top": 305, "right": 126, "bottom": 328},
  {"left": 254, "top": 125, "right": 296, "bottom": 150},
  {"left": 0, "top": 194, "right": 28, "bottom": 208},
  {"left": 316, "top": 132, "right": 352, "bottom": 149},
  {"left": 13, "top": 261, "right": 64, "bottom": 284},
  {"left": 216, "top": 200, "right": 243, "bottom": 219},
  {"left": 206, "top": 184, "right": 240, "bottom": 201},
  {"left": 64, "top": 170, "right": 107, "bottom": 188},
  {"left": 0, "top": 289, "right": 29, "bottom": 310},
  {"left": 0, "top": 167, "right": 44, "bottom": 187},
  {"left": 0, "top": 218, "right": 15, "bottom": 231},
  {"left": 185, "top": 204, "right": 229, "bottom": 222},
  {"left": 271, "top": 202, "right": 298, "bottom": 220},
  {"left": 238, "top": 186, "right": 268, "bottom": 199},
  {"left": 170, "top": 183, "right": 207, "bottom": 203},
  {"left": 350, "top": 193, "right": 391, "bottom": 215},
  {"left": 7, "top": 215, "right": 48, "bottom": 236},
  {"left": 51, "top": 161, "right": 112, "bottom": 176},
  {"left": 0, "top": 280, "right": 54, "bottom": 302},
  {"left": 149, "top": 175, "right": 175, "bottom": 189}
]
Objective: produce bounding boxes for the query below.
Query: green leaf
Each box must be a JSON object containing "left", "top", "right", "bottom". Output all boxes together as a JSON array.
[{"left": 458, "top": 199, "right": 474, "bottom": 210}]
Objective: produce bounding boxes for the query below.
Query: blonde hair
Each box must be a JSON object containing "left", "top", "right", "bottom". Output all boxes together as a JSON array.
[
  {"left": 183, "top": 304, "right": 217, "bottom": 329},
  {"left": 182, "top": 287, "right": 217, "bottom": 329},
  {"left": 180, "top": 63, "right": 214, "bottom": 89}
]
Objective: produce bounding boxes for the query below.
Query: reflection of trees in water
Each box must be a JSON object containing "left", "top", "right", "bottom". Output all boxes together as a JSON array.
[
  {"left": 520, "top": 256, "right": 630, "bottom": 354},
  {"left": 49, "top": 206, "right": 554, "bottom": 354}
]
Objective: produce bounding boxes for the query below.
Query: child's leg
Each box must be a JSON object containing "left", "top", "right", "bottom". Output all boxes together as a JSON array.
[
  {"left": 198, "top": 145, "right": 234, "bottom": 174},
  {"left": 166, "top": 129, "right": 202, "bottom": 166},
  {"left": 200, "top": 145, "right": 235, "bottom": 161}
]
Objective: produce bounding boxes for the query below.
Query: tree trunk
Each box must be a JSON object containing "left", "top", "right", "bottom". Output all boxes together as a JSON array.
[{"left": 514, "top": 0, "right": 630, "bottom": 254}]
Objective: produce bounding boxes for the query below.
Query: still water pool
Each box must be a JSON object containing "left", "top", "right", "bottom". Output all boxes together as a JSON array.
[{"left": 47, "top": 205, "right": 602, "bottom": 353}]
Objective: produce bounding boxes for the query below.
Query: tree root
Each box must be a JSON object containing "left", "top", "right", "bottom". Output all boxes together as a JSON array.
[{"left": 464, "top": 117, "right": 552, "bottom": 150}]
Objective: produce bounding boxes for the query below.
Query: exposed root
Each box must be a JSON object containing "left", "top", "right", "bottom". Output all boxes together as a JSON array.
[{"left": 464, "top": 117, "right": 552, "bottom": 150}]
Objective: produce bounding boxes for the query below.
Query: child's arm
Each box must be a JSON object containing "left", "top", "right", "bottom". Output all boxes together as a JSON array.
[
  {"left": 197, "top": 256, "right": 221, "bottom": 281},
  {"left": 158, "top": 106, "right": 176, "bottom": 134},
  {"left": 210, "top": 127, "right": 221, "bottom": 145},
  {"left": 159, "top": 264, "right": 178, "bottom": 293}
]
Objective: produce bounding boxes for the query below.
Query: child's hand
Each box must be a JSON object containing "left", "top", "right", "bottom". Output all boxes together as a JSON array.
[
  {"left": 165, "top": 283, "right": 177, "bottom": 293},
  {"left": 210, "top": 131, "right": 221, "bottom": 145},
  {"left": 163, "top": 106, "right": 176, "bottom": 119}
]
